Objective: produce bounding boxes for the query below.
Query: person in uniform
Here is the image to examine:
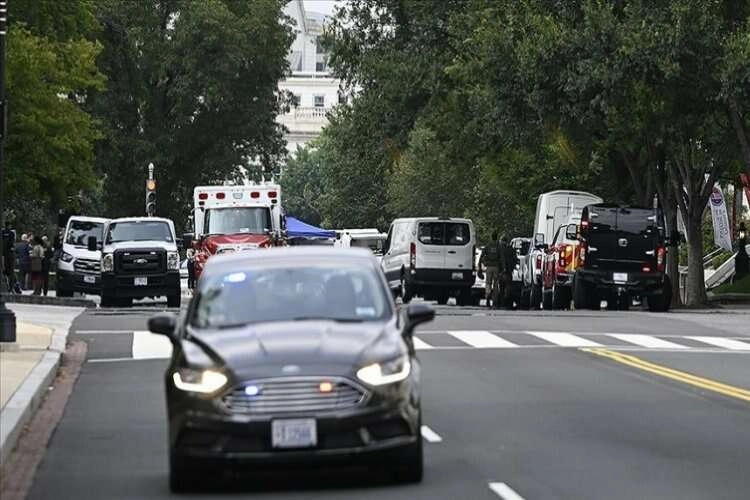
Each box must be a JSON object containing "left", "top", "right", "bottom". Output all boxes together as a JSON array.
[{"left": 479, "top": 232, "right": 501, "bottom": 308}]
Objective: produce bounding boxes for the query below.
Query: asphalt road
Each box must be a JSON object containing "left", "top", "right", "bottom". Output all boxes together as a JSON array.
[{"left": 24, "top": 304, "right": 750, "bottom": 500}]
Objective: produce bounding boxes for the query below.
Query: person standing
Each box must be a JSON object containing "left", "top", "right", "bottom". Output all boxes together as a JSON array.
[
  {"left": 479, "top": 232, "right": 501, "bottom": 308},
  {"left": 186, "top": 248, "right": 196, "bottom": 291},
  {"left": 30, "top": 236, "right": 45, "bottom": 295},
  {"left": 498, "top": 234, "right": 516, "bottom": 310},
  {"left": 16, "top": 233, "right": 31, "bottom": 290},
  {"left": 41, "top": 236, "right": 54, "bottom": 296}
]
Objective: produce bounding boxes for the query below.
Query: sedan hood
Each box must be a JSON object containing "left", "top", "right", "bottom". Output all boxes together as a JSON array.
[{"left": 188, "top": 320, "right": 401, "bottom": 381}]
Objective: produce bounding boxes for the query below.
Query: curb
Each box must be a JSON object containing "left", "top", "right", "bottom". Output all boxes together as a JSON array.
[
  {"left": 0, "top": 317, "right": 74, "bottom": 466},
  {"left": 1, "top": 294, "right": 96, "bottom": 308}
]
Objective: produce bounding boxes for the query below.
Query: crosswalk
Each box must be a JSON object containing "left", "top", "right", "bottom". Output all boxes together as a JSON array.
[{"left": 79, "top": 329, "right": 750, "bottom": 362}]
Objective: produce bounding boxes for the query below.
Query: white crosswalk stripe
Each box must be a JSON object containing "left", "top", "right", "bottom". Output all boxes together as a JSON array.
[
  {"left": 447, "top": 331, "right": 518, "bottom": 348},
  {"left": 413, "top": 336, "right": 435, "bottom": 350},
  {"left": 687, "top": 336, "right": 750, "bottom": 351},
  {"left": 83, "top": 330, "right": 750, "bottom": 362},
  {"left": 608, "top": 334, "right": 688, "bottom": 349},
  {"left": 131, "top": 331, "right": 172, "bottom": 359},
  {"left": 526, "top": 331, "right": 603, "bottom": 347}
]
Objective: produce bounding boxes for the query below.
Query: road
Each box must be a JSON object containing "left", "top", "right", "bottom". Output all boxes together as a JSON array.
[{"left": 23, "top": 303, "right": 750, "bottom": 499}]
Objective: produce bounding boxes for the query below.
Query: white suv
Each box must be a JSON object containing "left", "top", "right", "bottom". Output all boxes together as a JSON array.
[{"left": 380, "top": 217, "right": 476, "bottom": 305}]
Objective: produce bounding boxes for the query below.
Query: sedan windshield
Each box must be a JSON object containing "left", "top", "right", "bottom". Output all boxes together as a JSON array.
[
  {"left": 205, "top": 207, "right": 271, "bottom": 235},
  {"left": 66, "top": 221, "right": 104, "bottom": 247},
  {"left": 107, "top": 221, "right": 173, "bottom": 243},
  {"left": 192, "top": 263, "right": 391, "bottom": 328}
]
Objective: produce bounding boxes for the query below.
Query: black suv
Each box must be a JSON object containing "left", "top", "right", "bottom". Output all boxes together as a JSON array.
[{"left": 573, "top": 204, "right": 672, "bottom": 312}]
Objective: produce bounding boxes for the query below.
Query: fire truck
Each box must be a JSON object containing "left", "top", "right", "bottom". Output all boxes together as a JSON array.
[{"left": 185, "top": 183, "right": 285, "bottom": 279}]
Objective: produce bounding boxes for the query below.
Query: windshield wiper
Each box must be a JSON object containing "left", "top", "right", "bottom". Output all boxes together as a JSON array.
[{"left": 291, "top": 316, "right": 365, "bottom": 323}]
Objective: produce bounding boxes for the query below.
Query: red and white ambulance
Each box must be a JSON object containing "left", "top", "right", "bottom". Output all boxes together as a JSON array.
[{"left": 187, "top": 183, "right": 285, "bottom": 279}]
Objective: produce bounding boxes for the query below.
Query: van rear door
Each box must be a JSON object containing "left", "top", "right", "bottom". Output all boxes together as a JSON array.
[
  {"left": 416, "top": 221, "right": 446, "bottom": 268},
  {"left": 443, "top": 221, "right": 473, "bottom": 270}
]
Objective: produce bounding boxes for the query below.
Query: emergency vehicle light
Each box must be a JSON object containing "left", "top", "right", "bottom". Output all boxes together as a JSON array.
[
  {"left": 251, "top": 192, "right": 260, "bottom": 198},
  {"left": 198, "top": 193, "right": 208, "bottom": 200},
  {"left": 233, "top": 192, "right": 243, "bottom": 199},
  {"left": 268, "top": 191, "right": 278, "bottom": 198},
  {"left": 216, "top": 192, "right": 226, "bottom": 199}
]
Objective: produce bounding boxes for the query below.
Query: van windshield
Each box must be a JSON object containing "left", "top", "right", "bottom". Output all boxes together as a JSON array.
[
  {"left": 204, "top": 207, "right": 271, "bottom": 235},
  {"left": 418, "top": 222, "right": 471, "bottom": 245},
  {"left": 66, "top": 221, "right": 104, "bottom": 247}
]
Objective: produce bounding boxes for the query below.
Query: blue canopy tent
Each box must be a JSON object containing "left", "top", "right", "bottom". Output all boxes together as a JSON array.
[{"left": 286, "top": 216, "right": 336, "bottom": 240}]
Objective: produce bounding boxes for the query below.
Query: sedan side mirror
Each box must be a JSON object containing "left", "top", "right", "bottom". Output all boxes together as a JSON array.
[
  {"left": 87, "top": 236, "right": 98, "bottom": 252},
  {"left": 403, "top": 303, "right": 435, "bottom": 337},
  {"left": 148, "top": 312, "right": 178, "bottom": 341}
]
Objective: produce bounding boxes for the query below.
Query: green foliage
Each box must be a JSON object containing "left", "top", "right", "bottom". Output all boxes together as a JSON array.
[
  {"left": 712, "top": 274, "right": 750, "bottom": 295},
  {"left": 88, "top": 0, "right": 294, "bottom": 230},
  {"left": 5, "top": 24, "right": 105, "bottom": 231},
  {"left": 280, "top": 143, "right": 326, "bottom": 226}
]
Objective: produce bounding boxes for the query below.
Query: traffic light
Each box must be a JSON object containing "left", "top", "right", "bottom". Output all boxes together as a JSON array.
[{"left": 146, "top": 179, "right": 157, "bottom": 216}]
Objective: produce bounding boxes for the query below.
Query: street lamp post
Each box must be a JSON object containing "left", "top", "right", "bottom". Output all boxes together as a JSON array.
[
  {"left": 0, "top": 0, "right": 17, "bottom": 344},
  {"left": 736, "top": 222, "right": 748, "bottom": 280}
]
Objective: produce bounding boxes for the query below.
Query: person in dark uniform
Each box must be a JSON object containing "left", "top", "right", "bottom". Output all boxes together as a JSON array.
[
  {"left": 498, "top": 234, "right": 516, "bottom": 310},
  {"left": 479, "top": 233, "right": 501, "bottom": 308},
  {"left": 186, "top": 248, "right": 196, "bottom": 291}
]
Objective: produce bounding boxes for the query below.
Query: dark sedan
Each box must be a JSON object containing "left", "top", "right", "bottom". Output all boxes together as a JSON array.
[{"left": 148, "top": 247, "right": 435, "bottom": 492}]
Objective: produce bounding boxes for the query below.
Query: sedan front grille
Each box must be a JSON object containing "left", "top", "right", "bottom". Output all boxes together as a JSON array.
[{"left": 221, "top": 377, "right": 368, "bottom": 415}]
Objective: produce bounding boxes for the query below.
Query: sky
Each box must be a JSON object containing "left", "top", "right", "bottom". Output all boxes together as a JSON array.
[{"left": 303, "top": 0, "right": 341, "bottom": 16}]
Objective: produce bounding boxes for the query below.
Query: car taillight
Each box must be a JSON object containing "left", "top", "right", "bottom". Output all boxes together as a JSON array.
[
  {"left": 410, "top": 242, "right": 416, "bottom": 269},
  {"left": 558, "top": 245, "right": 573, "bottom": 269},
  {"left": 535, "top": 254, "right": 542, "bottom": 270},
  {"left": 656, "top": 246, "right": 666, "bottom": 272}
]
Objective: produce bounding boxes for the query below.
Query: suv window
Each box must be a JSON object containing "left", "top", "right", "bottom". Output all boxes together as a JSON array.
[
  {"left": 418, "top": 222, "right": 470, "bottom": 246},
  {"left": 617, "top": 208, "right": 659, "bottom": 237}
]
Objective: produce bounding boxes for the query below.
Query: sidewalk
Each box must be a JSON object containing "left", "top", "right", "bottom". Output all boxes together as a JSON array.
[{"left": 0, "top": 304, "right": 82, "bottom": 466}]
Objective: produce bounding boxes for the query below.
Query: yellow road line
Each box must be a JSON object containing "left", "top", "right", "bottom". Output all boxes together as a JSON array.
[{"left": 581, "top": 348, "right": 750, "bottom": 403}]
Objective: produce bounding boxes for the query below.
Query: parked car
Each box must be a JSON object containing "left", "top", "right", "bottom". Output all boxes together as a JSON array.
[
  {"left": 148, "top": 247, "right": 434, "bottom": 492},
  {"left": 381, "top": 217, "right": 476, "bottom": 306},
  {"left": 523, "top": 190, "right": 603, "bottom": 309},
  {"left": 541, "top": 212, "right": 582, "bottom": 310},
  {"left": 56, "top": 215, "right": 110, "bottom": 297},
  {"left": 573, "top": 204, "right": 672, "bottom": 311}
]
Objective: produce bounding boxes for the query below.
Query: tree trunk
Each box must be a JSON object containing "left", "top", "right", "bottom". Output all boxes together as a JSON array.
[
  {"left": 728, "top": 97, "right": 750, "bottom": 180},
  {"left": 685, "top": 215, "right": 707, "bottom": 306},
  {"left": 664, "top": 206, "right": 682, "bottom": 308}
]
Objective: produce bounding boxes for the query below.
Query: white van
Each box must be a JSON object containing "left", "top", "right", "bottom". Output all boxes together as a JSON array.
[
  {"left": 56, "top": 216, "right": 110, "bottom": 297},
  {"left": 381, "top": 217, "right": 476, "bottom": 305},
  {"left": 522, "top": 190, "right": 602, "bottom": 308}
]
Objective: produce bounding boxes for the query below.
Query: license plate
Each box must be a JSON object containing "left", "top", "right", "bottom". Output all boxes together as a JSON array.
[
  {"left": 613, "top": 273, "right": 628, "bottom": 284},
  {"left": 452, "top": 272, "right": 463, "bottom": 280},
  {"left": 134, "top": 277, "right": 148, "bottom": 286},
  {"left": 83, "top": 275, "right": 96, "bottom": 284},
  {"left": 271, "top": 419, "right": 317, "bottom": 448}
]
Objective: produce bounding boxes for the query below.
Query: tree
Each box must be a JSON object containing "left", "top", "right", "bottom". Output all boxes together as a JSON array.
[
  {"left": 89, "top": 0, "right": 294, "bottom": 229},
  {"left": 5, "top": 21, "right": 105, "bottom": 231},
  {"left": 280, "top": 144, "right": 326, "bottom": 226}
]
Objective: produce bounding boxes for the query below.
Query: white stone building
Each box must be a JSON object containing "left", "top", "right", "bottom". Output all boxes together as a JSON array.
[{"left": 278, "top": 0, "right": 341, "bottom": 154}]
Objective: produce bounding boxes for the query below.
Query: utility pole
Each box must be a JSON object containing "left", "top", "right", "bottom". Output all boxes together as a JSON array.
[{"left": 0, "top": 0, "right": 17, "bottom": 344}]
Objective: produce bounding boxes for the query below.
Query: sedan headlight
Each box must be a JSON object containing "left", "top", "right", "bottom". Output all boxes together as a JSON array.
[
  {"left": 356, "top": 355, "right": 411, "bottom": 386},
  {"left": 102, "top": 253, "right": 114, "bottom": 272},
  {"left": 172, "top": 368, "right": 228, "bottom": 394},
  {"left": 60, "top": 251, "right": 74, "bottom": 263},
  {"left": 167, "top": 251, "right": 180, "bottom": 270}
]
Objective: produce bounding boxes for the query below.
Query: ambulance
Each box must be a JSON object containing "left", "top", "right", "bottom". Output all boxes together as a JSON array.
[{"left": 186, "top": 183, "right": 285, "bottom": 279}]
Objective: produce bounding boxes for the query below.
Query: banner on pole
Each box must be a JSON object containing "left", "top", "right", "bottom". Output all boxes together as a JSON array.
[
  {"left": 741, "top": 173, "right": 750, "bottom": 207},
  {"left": 709, "top": 184, "right": 733, "bottom": 252}
]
